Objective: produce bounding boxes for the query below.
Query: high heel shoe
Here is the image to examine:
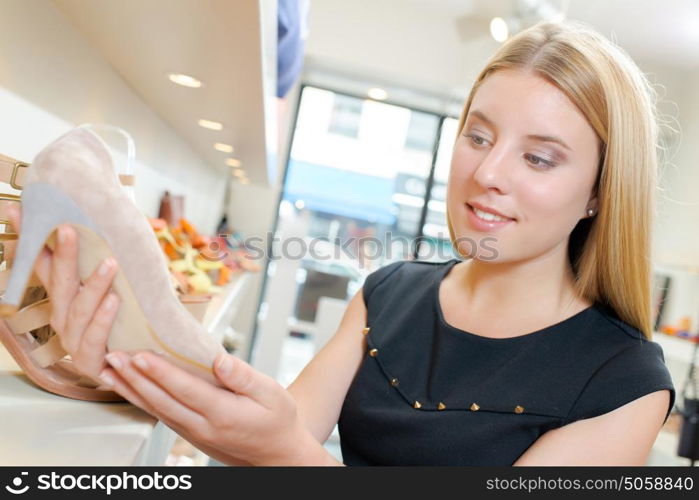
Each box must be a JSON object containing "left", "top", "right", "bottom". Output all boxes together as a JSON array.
[
  {"left": 0, "top": 152, "right": 125, "bottom": 400},
  {"left": 0, "top": 127, "right": 225, "bottom": 398}
]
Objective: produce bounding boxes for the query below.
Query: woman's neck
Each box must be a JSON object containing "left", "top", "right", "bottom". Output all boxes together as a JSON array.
[{"left": 456, "top": 245, "right": 582, "bottom": 317}]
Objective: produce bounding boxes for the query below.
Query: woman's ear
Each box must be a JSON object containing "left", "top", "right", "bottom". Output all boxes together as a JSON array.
[{"left": 586, "top": 196, "right": 599, "bottom": 217}]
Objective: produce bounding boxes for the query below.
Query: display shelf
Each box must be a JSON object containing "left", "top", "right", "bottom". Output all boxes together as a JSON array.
[
  {"left": 53, "top": 0, "right": 278, "bottom": 186},
  {"left": 203, "top": 270, "right": 252, "bottom": 344}
]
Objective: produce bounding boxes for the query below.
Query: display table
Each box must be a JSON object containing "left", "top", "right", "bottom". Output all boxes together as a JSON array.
[{"left": 0, "top": 271, "right": 250, "bottom": 466}]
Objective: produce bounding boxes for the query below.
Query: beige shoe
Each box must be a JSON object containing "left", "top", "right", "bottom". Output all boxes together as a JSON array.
[{"left": 0, "top": 128, "right": 225, "bottom": 400}]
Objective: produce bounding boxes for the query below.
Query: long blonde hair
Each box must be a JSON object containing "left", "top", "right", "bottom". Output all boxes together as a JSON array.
[{"left": 447, "top": 21, "right": 659, "bottom": 340}]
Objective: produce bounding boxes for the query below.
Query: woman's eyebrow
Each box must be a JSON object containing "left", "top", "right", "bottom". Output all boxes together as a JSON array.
[
  {"left": 525, "top": 134, "right": 572, "bottom": 151},
  {"left": 467, "top": 109, "right": 495, "bottom": 127},
  {"left": 468, "top": 109, "right": 572, "bottom": 151}
]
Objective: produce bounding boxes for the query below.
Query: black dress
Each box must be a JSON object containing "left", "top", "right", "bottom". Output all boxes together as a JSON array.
[{"left": 337, "top": 258, "right": 676, "bottom": 466}]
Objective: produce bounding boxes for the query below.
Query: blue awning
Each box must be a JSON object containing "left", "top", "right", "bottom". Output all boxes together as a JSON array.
[{"left": 284, "top": 159, "right": 396, "bottom": 225}]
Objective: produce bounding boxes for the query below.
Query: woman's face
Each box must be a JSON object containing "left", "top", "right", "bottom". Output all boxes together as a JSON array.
[{"left": 447, "top": 68, "right": 601, "bottom": 263}]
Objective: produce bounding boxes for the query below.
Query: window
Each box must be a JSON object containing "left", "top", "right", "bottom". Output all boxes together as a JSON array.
[
  {"left": 405, "top": 110, "right": 440, "bottom": 152},
  {"left": 328, "top": 93, "right": 362, "bottom": 138}
]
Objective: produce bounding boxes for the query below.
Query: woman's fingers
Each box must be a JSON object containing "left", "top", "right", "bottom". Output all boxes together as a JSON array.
[
  {"left": 100, "top": 365, "right": 249, "bottom": 465},
  {"left": 104, "top": 351, "right": 208, "bottom": 431},
  {"left": 99, "top": 367, "right": 158, "bottom": 415},
  {"left": 33, "top": 248, "right": 53, "bottom": 289},
  {"left": 121, "top": 351, "right": 244, "bottom": 413},
  {"left": 49, "top": 225, "right": 81, "bottom": 332},
  {"left": 62, "top": 257, "right": 118, "bottom": 354},
  {"left": 73, "top": 292, "right": 120, "bottom": 377},
  {"left": 213, "top": 353, "right": 286, "bottom": 410}
]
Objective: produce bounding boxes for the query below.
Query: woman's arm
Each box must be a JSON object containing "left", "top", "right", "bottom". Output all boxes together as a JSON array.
[
  {"left": 512, "top": 389, "right": 670, "bottom": 465},
  {"left": 286, "top": 287, "right": 368, "bottom": 444}
]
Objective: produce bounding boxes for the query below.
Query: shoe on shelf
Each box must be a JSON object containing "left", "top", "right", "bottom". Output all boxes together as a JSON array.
[{"left": 0, "top": 128, "right": 225, "bottom": 400}]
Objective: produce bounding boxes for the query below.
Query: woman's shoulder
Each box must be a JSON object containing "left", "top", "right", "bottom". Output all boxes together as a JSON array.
[
  {"left": 361, "top": 258, "right": 454, "bottom": 307},
  {"left": 562, "top": 303, "right": 676, "bottom": 425}
]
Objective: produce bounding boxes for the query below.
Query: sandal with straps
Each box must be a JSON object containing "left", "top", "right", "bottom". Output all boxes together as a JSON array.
[
  {"left": 0, "top": 128, "right": 224, "bottom": 400},
  {"left": 0, "top": 152, "right": 125, "bottom": 400}
]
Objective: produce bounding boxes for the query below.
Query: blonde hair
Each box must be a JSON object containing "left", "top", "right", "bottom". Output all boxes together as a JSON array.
[{"left": 447, "top": 21, "right": 659, "bottom": 340}]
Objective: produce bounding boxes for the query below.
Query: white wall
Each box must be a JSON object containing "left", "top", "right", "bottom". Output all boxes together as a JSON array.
[
  {"left": 0, "top": 0, "right": 227, "bottom": 234},
  {"left": 644, "top": 62, "right": 699, "bottom": 330}
]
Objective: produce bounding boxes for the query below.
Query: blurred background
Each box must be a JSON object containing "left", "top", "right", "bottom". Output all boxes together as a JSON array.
[{"left": 0, "top": 0, "right": 697, "bottom": 466}]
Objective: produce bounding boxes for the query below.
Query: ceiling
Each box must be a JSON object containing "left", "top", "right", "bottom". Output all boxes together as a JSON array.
[
  {"left": 49, "top": 0, "right": 697, "bottom": 188},
  {"left": 408, "top": 0, "right": 699, "bottom": 69},
  {"left": 53, "top": 0, "right": 277, "bottom": 186},
  {"left": 302, "top": 0, "right": 699, "bottom": 119}
]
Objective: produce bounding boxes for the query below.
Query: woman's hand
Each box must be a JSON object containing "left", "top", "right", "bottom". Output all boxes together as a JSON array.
[
  {"left": 7, "top": 205, "right": 120, "bottom": 385},
  {"left": 8, "top": 204, "right": 339, "bottom": 466},
  {"left": 99, "top": 350, "right": 340, "bottom": 466}
]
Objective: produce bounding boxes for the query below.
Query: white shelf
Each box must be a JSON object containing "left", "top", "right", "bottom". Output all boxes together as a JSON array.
[
  {"left": 203, "top": 271, "right": 252, "bottom": 343},
  {"left": 53, "top": 0, "right": 278, "bottom": 186}
]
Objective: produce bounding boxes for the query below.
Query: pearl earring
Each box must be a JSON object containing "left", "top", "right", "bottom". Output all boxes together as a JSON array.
[{"left": 587, "top": 208, "right": 595, "bottom": 217}]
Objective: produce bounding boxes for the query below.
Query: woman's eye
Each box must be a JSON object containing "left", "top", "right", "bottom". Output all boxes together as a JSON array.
[
  {"left": 466, "top": 133, "right": 487, "bottom": 146},
  {"left": 524, "top": 153, "right": 556, "bottom": 169}
]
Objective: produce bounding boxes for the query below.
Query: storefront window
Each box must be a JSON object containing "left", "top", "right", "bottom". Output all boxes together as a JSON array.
[{"left": 255, "top": 85, "right": 455, "bottom": 388}]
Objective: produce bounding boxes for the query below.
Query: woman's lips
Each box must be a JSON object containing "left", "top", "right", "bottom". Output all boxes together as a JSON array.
[{"left": 465, "top": 203, "right": 516, "bottom": 232}]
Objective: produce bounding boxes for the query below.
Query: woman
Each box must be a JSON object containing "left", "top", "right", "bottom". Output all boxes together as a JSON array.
[{"left": 9, "top": 20, "right": 675, "bottom": 465}]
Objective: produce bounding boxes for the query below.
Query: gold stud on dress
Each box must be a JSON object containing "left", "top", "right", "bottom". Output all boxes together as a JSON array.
[
  {"left": 368, "top": 348, "right": 378, "bottom": 357},
  {"left": 362, "top": 327, "right": 370, "bottom": 335},
  {"left": 390, "top": 378, "right": 399, "bottom": 387},
  {"left": 438, "top": 402, "right": 446, "bottom": 410},
  {"left": 514, "top": 405, "right": 524, "bottom": 414},
  {"left": 470, "top": 403, "right": 480, "bottom": 412},
  {"left": 413, "top": 401, "right": 422, "bottom": 409}
]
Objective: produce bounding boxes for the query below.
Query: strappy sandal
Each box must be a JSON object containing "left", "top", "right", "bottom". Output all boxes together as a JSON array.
[
  {"left": 0, "top": 128, "right": 224, "bottom": 399},
  {"left": 0, "top": 153, "right": 126, "bottom": 401}
]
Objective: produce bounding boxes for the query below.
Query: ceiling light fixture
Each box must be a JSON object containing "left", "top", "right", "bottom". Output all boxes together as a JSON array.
[
  {"left": 167, "top": 73, "right": 202, "bottom": 88},
  {"left": 214, "top": 143, "right": 234, "bottom": 153},
  {"left": 225, "top": 158, "right": 242, "bottom": 168},
  {"left": 490, "top": 17, "right": 509, "bottom": 42},
  {"left": 232, "top": 169, "right": 245, "bottom": 177},
  {"left": 367, "top": 87, "right": 388, "bottom": 100},
  {"left": 198, "top": 119, "right": 223, "bottom": 131}
]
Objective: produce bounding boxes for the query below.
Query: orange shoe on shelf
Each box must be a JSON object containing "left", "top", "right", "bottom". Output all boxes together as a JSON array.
[{"left": 0, "top": 127, "right": 225, "bottom": 400}]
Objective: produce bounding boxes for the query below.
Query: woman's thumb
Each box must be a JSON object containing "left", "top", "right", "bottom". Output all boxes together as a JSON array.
[{"left": 214, "top": 353, "right": 281, "bottom": 408}]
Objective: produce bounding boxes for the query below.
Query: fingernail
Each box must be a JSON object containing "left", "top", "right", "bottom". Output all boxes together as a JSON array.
[
  {"left": 58, "top": 226, "right": 68, "bottom": 244},
  {"left": 132, "top": 355, "right": 149, "bottom": 371},
  {"left": 103, "top": 294, "right": 117, "bottom": 311},
  {"left": 216, "top": 355, "right": 233, "bottom": 375},
  {"left": 105, "top": 353, "right": 122, "bottom": 370},
  {"left": 98, "top": 257, "right": 114, "bottom": 276},
  {"left": 99, "top": 371, "right": 114, "bottom": 388}
]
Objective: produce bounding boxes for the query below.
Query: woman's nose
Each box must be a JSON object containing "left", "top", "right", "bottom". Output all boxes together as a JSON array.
[{"left": 472, "top": 146, "right": 512, "bottom": 194}]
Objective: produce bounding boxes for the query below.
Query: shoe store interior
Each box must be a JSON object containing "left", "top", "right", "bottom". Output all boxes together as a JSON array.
[{"left": 0, "top": 0, "right": 698, "bottom": 467}]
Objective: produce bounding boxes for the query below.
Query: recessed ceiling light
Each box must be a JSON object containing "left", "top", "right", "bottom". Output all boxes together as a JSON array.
[
  {"left": 225, "top": 158, "right": 242, "bottom": 168},
  {"left": 232, "top": 169, "right": 246, "bottom": 177},
  {"left": 367, "top": 87, "right": 388, "bottom": 100},
  {"left": 490, "top": 17, "right": 509, "bottom": 42},
  {"left": 198, "top": 119, "right": 223, "bottom": 131},
  {"left": 239, "top": 178, "right": 250, "bottom": 184},
  {"left": 167, "top": 73, "right": 202, "bottom": 88},
  {"left": 214, "top": 143, "right": 234, "bottom": 153}
]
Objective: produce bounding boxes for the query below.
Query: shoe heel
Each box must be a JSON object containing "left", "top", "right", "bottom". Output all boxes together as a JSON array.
[{"left": 0, "top": 182, "right": 100, "bottom": 315}]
